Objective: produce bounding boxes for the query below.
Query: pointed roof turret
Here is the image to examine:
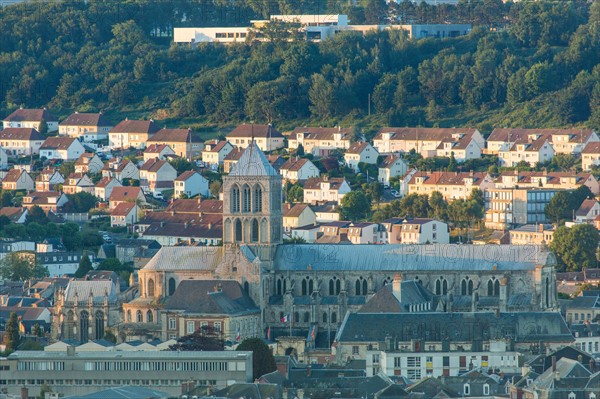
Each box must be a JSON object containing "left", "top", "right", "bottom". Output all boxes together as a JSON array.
[{"left": 229, "top": 141, "right": 278, "bottom": 177}]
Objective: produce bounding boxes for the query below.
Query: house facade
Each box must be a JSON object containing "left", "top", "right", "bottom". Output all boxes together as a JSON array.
[
  {"left": 58, "top": 112, "right": 113, "bottom": 142},
  {"left": 378, "top": 154, "right": 408, "bottom": 186},
  {"left": 22, "top": 192, "right": 69, "bottom": 213},
  {"left": 399, "top": 218, "right": 449, "bottom": 244},
  {"left": 101, "top": 158, "right": 140, "bottom": 182},
  {"left": 1, "top": 169, "right": 34, "bottom": 191},
  {"left": 108, "top": 119, "right": 160, "bottom": 149},
  {"left": 287, "top": 126, "right": 352, "bottom": 156},
  {"left": 110, "top": 203, "right": 139, "bottom": 227},
  {"left": 139, "top": 159, "right": 177, "bottom": 193},
  {"left": 39, "top": 137, "right": 85, "bottom": 161},
  {"left": 408, "top": 171, "right": 494, "bottom": 201},
  {"left": 344, "top": 142, "right": 379, "bottom": 172},
  {"left": 280, "top": 158, "right": 320, "bottom": 182},
  {"left": 201, "top": 140, "right": 234, "bottom": 166},
  {"left": 498, "top": 138, "right": 555, "bottom": 167},
  {"left": 484, "top": 188, "right": 559, "bottom": 230},
  {"left": 146, "top": 128, "right": 204, "bottom": 159},
  {"left": 303, "top": 177, "right": 351, "bottom": 204},
  {"left": 74, "top": 153, "right": 104, "bottom": 174},
  {"left": 62, "top": 173, "right": 95, "bottom": 195},
  {"left": 0, "top": 128, "right": 45, "bottom": 156},
  {"left": 94, "top": 177, "right": 122, "bottom": 202},
  {"left": 143, "top": 144, "right": 176, "bottom": 162},
  {"left": 3, "top": 108, "right": 58, "bottom": 132},
  {"left": 174, "top": 170, "right": 209, "bottom": 198},
  {"left": 581, "top": 142, "right": 600, "bottom": 171},
  {"left": 283, "top": 203, "right": 317, "bottom": 233},
  {"left": 226, "top": 124, "right": 284, "bottom": 151}
]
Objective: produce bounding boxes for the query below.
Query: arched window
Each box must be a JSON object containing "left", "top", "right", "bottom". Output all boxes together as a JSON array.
[
  {"left": 435, "top": 277, "right": 448, "bottom": 295},
  {"left": 244, "top": 281, "right": 249, "bottom": 293},
  {"left": 276, "top": 279, "right": 282, "bottom": 296},
  {"left": 253, "top": 185, "right": 262, "bottom": 212},
  {"left": 146, "top": 310, "right": 153, "bottom": 323},
  {"left": 302, "top": 279, "right": 307, "bottom": 296},
  {"left": 231, "top": 185, "right": 240, "bottom": 212},
  {"left": 304, "top": 312, "right": 310, "bottom": 323},
  {"left": 308, "top": 279, "right": 314, "bottom": 295},
  {"left": 495, "top": 279, "right": 500, "bottom": 296},
  {"left": 356, "top": 279, "right": 361, "bottom": 295},
  {"left": 329, "top": 278, "right": 341, "bottom": 295},
  {"left": 356, "top": 278, "right": 367, "bottom": 295},
  {"left": 127, "top": 310, "right": 132, "bottom": 322},
  {"left": 545, "top": 277, "right": 550, "bottom": 307},
  {"left": 302, "top": 277, "right": 313, "bottom": 295},
  {"left": 294, "top": 312, "right": 299, "bottom": 323},
  {"left": 136, "top": 310, "right": 143, "bottom": 323},
  {"left": 235, "top": 219, "right": 242, "bottom": 242},
  {"left": 323, "top": 312, "right": 328, "bottom": 323},
  {"left": 463, "top": 383, "right": 470, "bottom": 396},
  {"left": 94, "top": 310, "right": 104, "bottom": 340},
  {"left": 363, "top": 279, "right": 368, "bottom": 295},
  {"left": 251, "top": 219, "right": 259, "bottom": 242},
  {"left": 461, "top": 277, "right": 473, "bottom": 295},
  {"left": 65, "top": 310, "right": 74, "bottom": 340},
  {"left": 147, "top": 278, "right": 155, "bottom": 298},
  {"left": 329, "top": 279, "right": 335, "bottom": 295},
  {"left": 168, "top": 278, "right": 176, "bottom": 296},
  {"left": 488, "top": 278, "right": 500, "bottom": 296},
  {"left": 80, "top": 310, "right": 89, "bottom": 342},
  {"left": 242, "top": 185, "right": 251, "bottom": 212},
  {"left": 331, "top": 312, "right": 337, "bottom": 323}
]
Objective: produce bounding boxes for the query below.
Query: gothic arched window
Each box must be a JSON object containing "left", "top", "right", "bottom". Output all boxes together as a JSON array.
[
  {"left": 168, "top": 278, "right": 176, "bottom": 296},
  {"left": 461, "top": 277, "right": 473, "bottom": 296},
  {"left": 356, "top": 278, "right": 367, "bottom": 295},
  {"left": 137, "top": 310, "right": 143, "bottom": 322},
  {"left": 80, "top": 310, "right": 89, "bottom": 342},
  {"left": 235, "top": 219, "right": 243, "bottom": 242},
  {"left": 146, "top": 310, "right": 153, "bottom": 323},
  {"left": 147, "top": 278, "right": 155, "bottom": 298},
  {"left": 242, "top": 185, "right": 251, "bottom": 213},
  {"left": 251, "top": 219, "right": 259, "bottom": 242},
  {"left": 488, "top": 278, "right": 500, "bottom": 296},
  {"left": 94, "top": 310, "right": 104, "bottom": 340},
  {"left": 253, "top": 185, "right": 262, "bottom": 212},
  {"left": 231, "top": 185, "right": 240, "bottom": 212}
]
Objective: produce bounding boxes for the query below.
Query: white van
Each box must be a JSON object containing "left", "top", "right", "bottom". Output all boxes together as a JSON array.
[{"left": 152, "top": 191, "right": 164, "bottom": 200}]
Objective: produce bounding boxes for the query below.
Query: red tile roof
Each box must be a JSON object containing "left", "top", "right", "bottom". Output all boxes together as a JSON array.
[
  {"left": 60, "top": 112, "right": 112, "bottom": 127},
  {"left": 111, "top": 202, "right": 136, "bottom": 216},
  {"left": 0, "top": 127, "right": 44, "bottom": 141},
  {"left": 110, "top": 119, "right": 160, "bottom": 134},
  {"left": 227, "top": 124, "right": 283, "bottom": 138},
  {"left": 303, "top": 177, "right": 347, "bottom": 190},
  {"left": 147, "top": 128, "right": 202, "bottom": 143},
  {"left": 2, "top": 169, "right": 26, "bottom": 183},
  {"left": 175, "top": 170, "right": 199, "bottom": 182},
  {"left": 281, "top": 157, "right": 310, "bottom": 172},
  {"left": 408, "top": 171, "right": 489, "bottom": 186},
  {"left": 109, "top": 187, "right": 143, "bottom": 202},
  {"left": 290, "top": 126, "right": 351, "bottom": 140},
  {"left": 374, "top": 127, "right": 478, "bottom": 141},
  {"left": 3, "top": 108, "right": 57, "bottom": 122},
  {"left": 346, "top": 142, "right": 371, "bottom": 154},
  {"left": 582, "top": 142, "right": 600, "bottom": 154},
  {"left": 40, "top": 137, "right": 78, "bottom": 150}
]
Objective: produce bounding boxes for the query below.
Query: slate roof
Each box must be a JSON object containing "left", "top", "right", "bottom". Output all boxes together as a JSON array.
[
  {"left": 212, "top": 383, "right": 281, "bottom": 399},
  {"left": 164, "top": 198, "right": 223, "bottom": 214},
  {"left": 110, "top": 119, "right": 160, "bottom": 134},
  {"left": 63, "top": 386, "right": 169, "bottom": 399},
  {"left": 0, "top": 127, "right": 44, "bottom": 141},
  {"left": 530, "top": 358, "right": 591, "bottom": 390},
  {"left": 229, "top": 141, "right": 279, "bottom": 177},
  {"left": 63, "top": 280, "right": 117, "bottom": 303},
  {"left": 165, "top": 280, "right": 259, "bottom": 315},
  {"left": 40, "top": 136, "right": 77, "bottom": 150},
  {"left": 4, "top": 108, "right": 57, "bottom": 122},
  {"left": 273, "top": 244, "right": 554, "bottom": 272},
  {"left": 227, "top": 124, "right": 283, "bottom": 138},
  {"left": 358, "top": 282, "right": 434, "bottom": 313},
  {"left": 143, "top": 220, "right": 222, "bottom": 239},
  {"left": 336, "top": 312, "right": 573, "bottom": 343},
  {"left": 60, "top": 112, "right": 112, "bottom": 127},
  {"left": 143, "top": 246, "right": 252, "bottom": 271}
]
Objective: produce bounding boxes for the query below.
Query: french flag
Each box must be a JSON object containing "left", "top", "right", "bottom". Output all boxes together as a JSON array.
[
  {"left": 236, "top": 328, "right": 241, "bottom": 341},
  {"left": 281, "top": 314, "right": 289, "bottom": 323}
]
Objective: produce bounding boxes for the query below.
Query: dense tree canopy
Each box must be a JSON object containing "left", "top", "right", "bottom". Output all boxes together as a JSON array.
[
  {"left": 0, "top": 253, "right": 48, "bottom": 281},
  {"left": 550, "top": 224, "right": 600, "bottom": 272},
  {"left": 236, "top": 338, "right": 276, "bottom": 380},
  {"left": 0, "top": 1, "right": 598, "bottom": 131},
  {"left": 169, "top": 326, "right": 225, "bottom": 351}
]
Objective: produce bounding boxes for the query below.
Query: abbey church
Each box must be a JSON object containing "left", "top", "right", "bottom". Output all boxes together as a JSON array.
[{"left": 57, "top": 142, "right": 560, "bottom": 345}]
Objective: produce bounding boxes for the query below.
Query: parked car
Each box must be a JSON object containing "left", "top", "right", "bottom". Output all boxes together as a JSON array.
[{"left": 152, "top": 191, "right": 164, "bottom": 200}]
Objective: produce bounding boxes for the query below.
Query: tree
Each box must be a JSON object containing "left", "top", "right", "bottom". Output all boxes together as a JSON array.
[
  {"left": 98, "top": 258, "right": 128, "bottom": 272},
  {"left": 340, "top": 191, "right": 371, "bottom": 221},
  {"left": 550, "top": 224, "right": 600, "bottom": 272},
  {"left": 296, "top": 143, "right": 305, "bottom": 157},
  {"left": 545, "top": 191, "right": 571, "bottom": 225},
  {"left": 236, "top": 338, "right": 276, "bottom": 380},
  {"left": 75, "top": 251, "right": 93, "bottom": 278},
  {"left": 428, "top": 191, "right": 448, "bottom": 220},
  {"left": 26, "top": 205, "right": 48, "bottom": 225},
  {"left": 38, "top": 119, "right": 48, "bottom": 135},
  {"left": 169, "top": 326, "right": 224, "bottom": 351},
  {"left": 39, "top": 384, "right": 53, "bottom": 399},
  {"left": 209, "top": 180, "right": 222, "bottom": 198},
  {"left": 0, "top": 252, "right": 48, "bottom": 281},
  {"left": 288, "top": 184, "right": 304, "bottom": 203},
  {"left": 103, "top": 330, "right": 117, "bottom": 343},
  {"left": 5, "top": 312, "right": 20, "bottom": 352},
  {"left": 169, "top": 158, "right": 194, "bottom": 174},
  {"left": 33, "top": 322, "right": 42, "bottom": 337},
  {"left": 65, "top": 192, "right": 98, "bottom": 213}
]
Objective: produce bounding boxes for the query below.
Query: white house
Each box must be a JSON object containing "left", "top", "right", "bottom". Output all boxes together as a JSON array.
[
  {"left": 74, "top": 153, "right": 104, "bottom": 174},
  {"left": 290, "top": 224, "right": 321, "bottom": 243},
  {"left": 62, "top": 173, "right": 95, "bottom": 195},
  {"left": 1, "top": 169, "right": 34, "bottom": 191},
  {"left": 101, "top": 159, "right": 140, "bottom": 182},
  {"left": 344, "top": 142, "right": 379, "bottom": 172},
  {"left": 139, "top": 159, "right": 178, "bottom": 193},
  {"left": 39, "top": 137, "right": 85, "bottom": 161},
  {"left": 108, "top": 119, "right": 160, "bottom": 149},
  {"left": 488, "top": 128, "right": 598, "bottom": 156},
  {"left": 226, "top": 124, "right": 285, "bottom": 152},
  {"left": 287, "top": 126, "right": 352, "bottom": 156},
  {"left": 201, "top": 140, "right": 234, "bottom": 166},
  {"left": 378, "top": 154, "right": 408, "bottom": 186},
  {"left": 110, "top": 203, "right": 139, "bottom": 227},
  {"left": 58, "top": 112, "right": 113, "bottom": 142},
  {"left": 303, "top": 177, "right": 351, "bottom": 205},
  {"left": 0, "top": 127, "right": 45, "bottom": 156},
  {"left": 311, "top": 202, "right": 340, "bottom": 222},
  {"left": 94, "top": 177, "right": 122, "bottom": 202},
  {"left": 581, "top": 142, "right": 600, "bottom": 171},
  {"left": 3, "top": 108, "right": 58, "bottom": 132},
  {"left": 174, "top": 170, "right": 209, "bottom": 198},
  {"left": 399, "top": 218, "right": 449, "bottom": 244},
  {"left": 397, "top": 168, "right": 418, "bottom": 197},
  {"left": 435, "top": 133, "right": 482, "bottom": 162},
  {"left": 347, "top": 222, "right": 384, "bottom": 244},
  {"left": 280, "top": 158, "right": 320, "bottom": 182},
  {"left": 35, "top": 168, "right": 65, "bottom": 192},
  {"left": 498, "top": 137, "right": 554, "bottom": 167},
  {"left": 143, "top": 144, "right": 176, "bottom": 162},
  {"left": 22, "top": 192, "right": 69, "bottom": 213},
  {"left": 575, "top": 199, "right": 600, "bottom": 224},
  {"left": 408, "top": 171, "right": 495, "bottom": 201}
]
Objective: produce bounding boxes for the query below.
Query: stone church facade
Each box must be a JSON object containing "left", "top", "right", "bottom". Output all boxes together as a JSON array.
[{"left": 120, "top": 142, "right": 560, "bottom": 344}]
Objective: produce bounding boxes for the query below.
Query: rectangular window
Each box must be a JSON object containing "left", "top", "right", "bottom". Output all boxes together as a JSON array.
[
  {"left": 169, "top": 318, "right": 176, "bottom": 330},
  {"left": 214, "top": 322, "right": 221, "bottom": 332},
  {"left": 187, "top": 321, "right": 195, "bottom": 334},
  {"left": 352, "top": 346, "right": 359, "bottom": 355}
]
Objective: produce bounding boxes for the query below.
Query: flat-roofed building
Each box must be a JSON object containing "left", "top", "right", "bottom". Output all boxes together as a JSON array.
[{"left": 0, "top": 350, "right": 253, "bottom": 398}]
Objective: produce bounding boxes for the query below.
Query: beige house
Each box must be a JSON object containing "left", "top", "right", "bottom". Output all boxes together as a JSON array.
[
  {"left": 3, "top": 108, "right": 58, "bottom": 132},
  {"left": 495, "top": 171, "right": 599, "bottom": 195},
  {"left": 109, "top": 187, "right": 146, "bottom": 210},
  {"left": 280, "top": 158, "right": 320, "bottom": 182},
  {"left": 287, "top": 126, "right": 352, "bottom": 156},
  {"left": 283, "top": 203, "right": 316, "bottom": 233},
  {"left": 226, "top": 124, "right": 284, "bottom": 152},
  {"left": 581, "top": 142, "right": 600, "bottom": 171},
  {"left": 487, "top": 128, "right": 599, "bottom": 156},
  {"left": 94, "top": 177, "right": 122, "bottom": 202},
  {"left": 303, "top": 177, "right": 351, "bottom": 204},
  {"left": 39, "top": 137, "right": 85, "bottom": 161},
  {"left": 575, "top": 199, "right": 600, "bottom": 223},
  {"left": 101, "top": 158, "right": 140, "bottom": 182},
  {"left": 509, "top": 224, "right": 555, "bottom": 245},
  {"left": 108, "top": 119, "right": 160, "bottom": 149},
  {"left": 74, "top": 153, "right": 104, "bottom": 174},
  {"left": 399, "top": 218, "right": 449, "bottom": 244},
  {"left": 344, "top": 142, "right": 378, "bottom": 172},
  {"left": 373, "top": 127, "right": 484, "bottom": 157},
  {"left": 110, "top": 202, "right": 139, "bottom": 227},
  {"left": 435, "top": 133, "right": 482, "bottom": 161},
  {"left": 35, "top": 168, "right": 64, "bottom": 192},
  {"left": 1, "top": 169, "right": 34, "bottom": 191},
  {"left": 143, "top": 144, "right": 176, "bottom": 162},
  {"left": 58, "top": 112, "right": 113, "bottom": 142},
  {"left": 497, "top": 137, "right": 554, "bottom": 167},
  {"left": 347, "top": 222, "right": 384, "bottom": 244},
  {"left": 147, "top": 128, "right": 204, "bottom": 159},
  {"left": 22, "top": 191, "right": 69, "bottom": 213},
  {"left": 223, "top": 148, "right": 244, "bottom": 173},
  {"left": 139, "top": 159, "right": 178, "bottom": 193},
  {"left": 201, "top": 140, "right": 234, "bottom": 166},
  {"left": 62, "top": 173, "right": 95, "bottom": 195},
  {"left": 0, "top": 127, "right": 45, "bottom": 156},
  {"left": 378, "top": 154, "right": 408, "bottom": 186},
  {"left": 408, "top": 171, "right": 494, "bottom": 201}
]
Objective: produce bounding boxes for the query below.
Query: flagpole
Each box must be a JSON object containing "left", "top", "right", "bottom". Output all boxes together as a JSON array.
[{"left": 289, "top": 305, "right": 293, "bottom": 337}]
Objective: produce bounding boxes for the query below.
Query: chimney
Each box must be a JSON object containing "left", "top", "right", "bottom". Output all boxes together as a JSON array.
[
  {"left": 552, "top": 356, "right": 557, "bottom": 372},
  {"left": 20, "top": 387, "right": 28, "bottom": 399},
  {"left": 539, "top": 224, "right": 544, "bottom": 233},
  {"left": 392, "top": 273, "right": 402, "bottom": 302}
]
